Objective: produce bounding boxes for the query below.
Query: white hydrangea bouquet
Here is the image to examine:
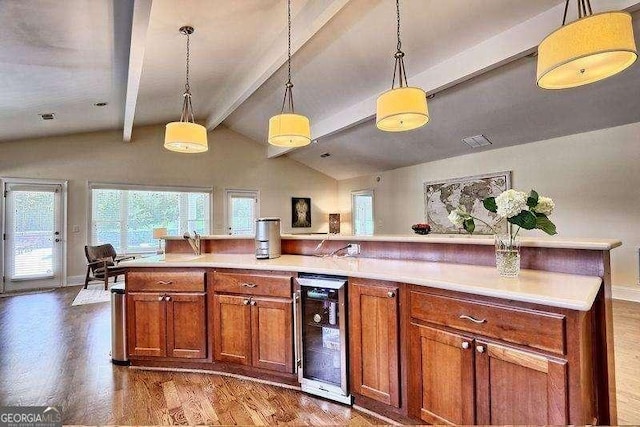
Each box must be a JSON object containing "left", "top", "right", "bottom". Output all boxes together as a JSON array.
[{"left": 448, "top": 189, "right": 557, "bottom": 277}]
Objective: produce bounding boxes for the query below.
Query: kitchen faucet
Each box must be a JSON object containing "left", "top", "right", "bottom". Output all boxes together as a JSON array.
[{"left": 183, "top": 231, "right": 202, "bottom": 255}]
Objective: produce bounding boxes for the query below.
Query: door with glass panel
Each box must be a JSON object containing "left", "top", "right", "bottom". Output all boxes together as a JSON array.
[
  {"left": 3, "top": 182, "right": 64, "bottom": 291},
  {"left": 226, "top": 190, "right": 259, "bottom": 235},
  {"left": 352, "top": 190, "right": 374, "bottom": 236}
]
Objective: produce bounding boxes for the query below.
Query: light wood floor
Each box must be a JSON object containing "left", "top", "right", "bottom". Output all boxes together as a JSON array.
[{"left": 0, "top": 286, "right": 638, "bottom": 425}]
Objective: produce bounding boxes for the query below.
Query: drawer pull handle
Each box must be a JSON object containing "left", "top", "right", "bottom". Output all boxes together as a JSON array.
[
  {"left": 241, "top": 283, "right": 257, "bottom": 288},
  {"left": 461, "top": 341, "right": 470, "bottom": 350},
  {"left": 459, "top": 314, "right": 486, "bottom": 324},
  {"left": 157, "top": 280, "right": 173, "bottom": 285}
]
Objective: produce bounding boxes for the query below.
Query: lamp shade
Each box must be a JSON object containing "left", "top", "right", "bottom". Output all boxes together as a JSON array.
[
  {"left": 152, "top": 227, "right": 168, "bottom": 239},
  {"left": 268, "top": 113, "right": 311, "bottom": 147},
  {"left": 537, "top": 11, "right": 637, "bottom": 89},
  {"left": 376, "top": 86, "right": 429, "bottom": 132},
  {"left": 164, "top": 122, "right": 208, "bottom": 153}
]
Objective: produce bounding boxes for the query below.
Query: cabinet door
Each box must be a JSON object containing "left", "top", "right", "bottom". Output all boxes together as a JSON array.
[
  {"left": 475, "top": 340, "right": 568, "bottom": 425},
  {"left": 213, "top": 294, "right": 252, "bottom": 365},
  {"left": 127, "top": 292, "right": 166, "bottom": 357},
  {"left": 349, "top": 281, "right": 400, "bottom": 407},
  {"left": 408, "top": 323, "right": 475, "bottom": 425},
  {"left": 166, "top": 293, "right": 207, "bottom": 359},
  {"left": 250, "top": 297, "right": 293, "bottom": 373}
]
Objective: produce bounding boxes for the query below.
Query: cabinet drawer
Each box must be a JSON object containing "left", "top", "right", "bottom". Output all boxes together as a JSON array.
[
  {"left": 213, "top": 272, "right": 292, "bottom": 298},
  {"left": 410, "top": 291, "right": 566, "bottom": 355},
  {"left": 127, "top": 271, "right": 205, "bottom": 293}
]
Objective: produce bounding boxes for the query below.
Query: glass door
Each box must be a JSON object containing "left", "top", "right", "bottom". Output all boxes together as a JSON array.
[
  {"left": 3, "top": 182, "right": 64, "bottom": 291},
  {"left": 226, "top": 190, "right": 259, "bottom": 235}
]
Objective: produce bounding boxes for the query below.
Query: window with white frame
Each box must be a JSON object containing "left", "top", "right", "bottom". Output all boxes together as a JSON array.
[
  {"left": 225, "top": 189, "right": 259, "bottom": 235},
  {"left": 90, "top": 184, "right": 212, "bottom": 253},
  {"left": 352, "top": 190, "right": 374, "bottom": 236}
]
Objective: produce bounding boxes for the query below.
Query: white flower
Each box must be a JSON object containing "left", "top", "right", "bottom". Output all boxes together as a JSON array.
[
  {"left": 495, "top": 189, "right": 527, "bottom": 218},
  {"left": 448, "top": 207, "right": 468, "bottom": 227},
  {"left": 533, "top": 196, "right": 555, "bottom": 216}
]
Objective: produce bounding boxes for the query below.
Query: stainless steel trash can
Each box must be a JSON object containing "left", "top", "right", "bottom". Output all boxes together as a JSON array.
[{"left": 110, "top": 283, "right": 129, "bottom": 365}]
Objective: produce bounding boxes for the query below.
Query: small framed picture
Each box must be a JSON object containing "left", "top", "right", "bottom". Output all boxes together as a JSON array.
[{"left": 292, "top": 197, "right": 311, "bottom": 228}]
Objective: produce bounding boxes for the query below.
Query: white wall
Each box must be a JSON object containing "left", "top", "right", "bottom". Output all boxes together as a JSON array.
[
  {"left": 338, "top": 122, "right": 640, "bottom": 289},
  {"left": 0, "top": 125, "right": 337, "bottom": 279}
]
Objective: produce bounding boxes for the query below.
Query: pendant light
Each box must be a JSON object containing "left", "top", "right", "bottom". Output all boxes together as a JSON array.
[
  {"left": 165, "top": 26, "right": 208, "bottom": 153},
  {"left": 537, "top": 0, "right": 637, "bottom": 89},
  {"left": 376, "top": 0, "right": 429, "bottom": 132},
  {"left": 268, "top": 0, "right": 311, "bottom": 147}
]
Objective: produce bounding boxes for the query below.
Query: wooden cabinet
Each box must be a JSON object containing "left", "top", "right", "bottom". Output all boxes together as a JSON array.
[
  {"left": 212, "top": 270, "right": 294, "bottom": 373},
  {"left": 475, "top": 340, "right": 568, "bottom": 425},
  {"left": 409, "top": 321, "right": 568, "bottom": 425},
  {"left": 127, "top": 291, "right": 207, "bottom": 359},
  {"left": 349, "top": 280, "right": 400, "bottom": 407}
]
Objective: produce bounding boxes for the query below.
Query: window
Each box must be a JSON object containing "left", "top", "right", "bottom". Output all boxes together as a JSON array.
[
  {"left": 90, "top": 184, "right": 211, "bottom": 253},
  {"left": 225, "top": 190, "right": 259, "bottom": 235},
  {"left": 352, "top": 190, "right": 374, "bottom": 236}
]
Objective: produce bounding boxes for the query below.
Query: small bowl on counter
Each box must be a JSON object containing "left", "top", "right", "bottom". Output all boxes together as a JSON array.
[{"left": 411, "top": 223, "right": 431, "bottom": 235}]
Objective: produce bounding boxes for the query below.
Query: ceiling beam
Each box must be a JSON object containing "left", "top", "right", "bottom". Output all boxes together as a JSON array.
[
  {"left": 204, "top": 0, "right": 351, "bottom": 132},
  {"left": 122, "top": 0, "right": 153, "bottom": 142},
  {"left": 267, "top": 0, "right": 640, "bottom": 158}
]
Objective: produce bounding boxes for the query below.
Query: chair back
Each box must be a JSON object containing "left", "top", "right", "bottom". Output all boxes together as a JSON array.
[{"left": 85, "top": 244, "right": 117, "bottom": 265}]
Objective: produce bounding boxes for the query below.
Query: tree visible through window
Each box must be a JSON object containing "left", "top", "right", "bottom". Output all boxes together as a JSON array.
[{"left": 91, "top": 187, "right": 210, "bottom": 253}]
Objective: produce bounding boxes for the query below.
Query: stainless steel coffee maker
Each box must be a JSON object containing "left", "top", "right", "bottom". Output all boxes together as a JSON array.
[{"left": 255, "top": 217, "right": 281, "bottom": 259}]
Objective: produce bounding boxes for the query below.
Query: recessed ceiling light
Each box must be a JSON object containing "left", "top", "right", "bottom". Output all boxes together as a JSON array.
[
  {"left": 461, "top": 134, "right": 492, "bottom": 148},
  {"left": 94, "top": 102, "right": 108, "bottom": 107},
  {"left": 320, "top": 152, "right": 331, "bottom": 158},
  {"left": 40, "top": 113, "right": 55, "bottom": 120}
]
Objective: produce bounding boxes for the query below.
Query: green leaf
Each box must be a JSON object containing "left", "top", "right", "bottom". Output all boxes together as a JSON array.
[
  {"left": 527, "top": 190, "right": 539, "bottom": 208},
  {"left": 535, "top": 214, "right": 557, "bottom": 235},
  {"left": 508, "top": 210, "right": 537, "bottom": 230},
  {"left": 483, "top": 197, "right": 497, "bottom": 213},
  {"left": 463, "top": 218, "right": 475, "bottom": 234}
]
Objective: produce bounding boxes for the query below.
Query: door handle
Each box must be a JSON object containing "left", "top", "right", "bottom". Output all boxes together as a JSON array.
[
  {"left": 54, "top": 231, "right": 60, "bottom": 235},
  {"left": 55, "top": 238, "right": 60, "bottom": 242}
]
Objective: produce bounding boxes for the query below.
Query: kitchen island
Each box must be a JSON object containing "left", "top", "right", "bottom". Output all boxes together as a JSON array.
[{"left": 122, "top": 235, "right": 620, "bottom": 425}]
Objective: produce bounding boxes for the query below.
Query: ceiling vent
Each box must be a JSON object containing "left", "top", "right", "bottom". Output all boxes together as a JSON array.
[
  {"left": 320, "top": 152, "right": 331, "bottom": 158},
  {"left": 461, "top": 134, "right": 492, "bottom": 148},
  {"left": 40, "top": 113, "right": 55, "bottom": 120}
]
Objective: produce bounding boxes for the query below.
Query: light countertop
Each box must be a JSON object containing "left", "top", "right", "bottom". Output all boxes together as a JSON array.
[
  {"left": 122, "top": 253, "right": 602, "bottom": 311},
  {"left": 164, "top": 234, "right": 621, "bottom": 251}
]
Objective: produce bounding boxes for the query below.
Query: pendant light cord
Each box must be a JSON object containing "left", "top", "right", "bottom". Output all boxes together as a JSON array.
[
  {"left": 180, "top": 27, "right": 195, "bottom": 123},
  {"left": 562, "top": 0, "right": 593, "bottom": 25},
  {"left": 280, "top": 0, "right": 295, "bottom": 114},
  {"left": 391, "top": 0, "right": 408, "bottom": 89}
]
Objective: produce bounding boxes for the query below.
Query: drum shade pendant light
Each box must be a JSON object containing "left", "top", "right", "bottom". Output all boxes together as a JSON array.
[
  {"left": 164, "top": 26, "right": 208, "bottom": 153},
  {"left": 537, "top": 0, "right": 637, "bottom": 89},
  {"left": 376, "top": 0, "right": 429, "bottom": 132},
  {"left": 268, "top": 0, "right": 311, "bottom": 147}
]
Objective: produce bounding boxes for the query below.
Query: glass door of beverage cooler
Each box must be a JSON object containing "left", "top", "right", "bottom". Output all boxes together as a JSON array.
[{"left": 295, "top": 276, "right": 351, "bottom": 404}]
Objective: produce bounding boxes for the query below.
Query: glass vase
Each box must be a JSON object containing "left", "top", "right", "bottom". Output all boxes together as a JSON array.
[{"left": 494, "top": 234, "right": 521, "bottom": 278}]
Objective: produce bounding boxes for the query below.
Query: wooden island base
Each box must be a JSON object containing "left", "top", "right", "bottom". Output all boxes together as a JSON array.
[{"left": 125, "top": 236, "right": 618, "bottom": 425}]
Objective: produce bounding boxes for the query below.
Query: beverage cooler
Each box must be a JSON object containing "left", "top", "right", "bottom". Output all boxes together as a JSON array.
[{"left": 294, "top": 273, "right": 352, "bottom": 405}]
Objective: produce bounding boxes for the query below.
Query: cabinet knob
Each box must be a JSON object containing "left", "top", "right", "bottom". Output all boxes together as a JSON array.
[
  {"left": 250, "top": 300, "right": 257, "bottom": 306},
  {"left": 461, "top": 341, "right": 470, "bottom": 350},
  {"left": 387, "top": 291, "right": 396, "bottom": 298},
  {"left": 476, "top": 345, "right": 485, "bottom": 353},
  {"left": 158, "top": 295, "right": 164, "bottom": 301},
  {"left": 243, "top": 299, "right": 250, "bottom": 305},
  {"left": 165, "top": 296, "right": 171, "bottom": 301}
]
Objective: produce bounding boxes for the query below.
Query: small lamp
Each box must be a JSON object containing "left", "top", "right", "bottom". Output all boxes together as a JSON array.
[
  {"left": 329, "top": 214, "right": 341, "bottom": 234},
  {"left": 153, "top": 227, "right": 167, "bottom": 254}
]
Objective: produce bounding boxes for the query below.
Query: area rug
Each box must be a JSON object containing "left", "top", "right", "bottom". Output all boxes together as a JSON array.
[{"left": 72, "top": 285, "right": 111, "bottom": 306}]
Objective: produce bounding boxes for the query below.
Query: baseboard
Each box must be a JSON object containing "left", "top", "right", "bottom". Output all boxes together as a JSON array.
[
  {"left": 612, "top": 285, "right": 640, "bottom": 303},
  {"left": 66, "top": 275, "right": 85, "bottom": 286}
]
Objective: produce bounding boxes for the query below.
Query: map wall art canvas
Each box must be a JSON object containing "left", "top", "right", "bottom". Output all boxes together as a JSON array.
[{"left": 424, "top": 171, "right": 511, "bottom": 234}]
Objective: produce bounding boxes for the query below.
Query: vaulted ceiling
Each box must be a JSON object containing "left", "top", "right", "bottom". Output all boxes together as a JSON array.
[{"left": 1, "top": 0, "right": 639, "bottom": 180}]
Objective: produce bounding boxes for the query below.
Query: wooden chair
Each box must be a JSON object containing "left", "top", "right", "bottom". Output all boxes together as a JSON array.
[{"left": 84, "top": 244, "right": 134, "bottom": 290}]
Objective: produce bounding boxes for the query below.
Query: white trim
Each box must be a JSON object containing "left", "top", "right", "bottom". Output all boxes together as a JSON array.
[
  {"left": 67, "top": 275, "right": 86, "bottom": 286},
  {"left": 612, "top": 285, "right": 640, "bottom": 303}
]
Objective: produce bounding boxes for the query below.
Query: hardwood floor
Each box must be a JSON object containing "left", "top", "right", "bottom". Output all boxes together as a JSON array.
[
  {"left": 0, "top": 286, "right": 638, "bottom": 425},
  {"left": 0, "top": 286, "right": 379, "bottom": 425}
]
